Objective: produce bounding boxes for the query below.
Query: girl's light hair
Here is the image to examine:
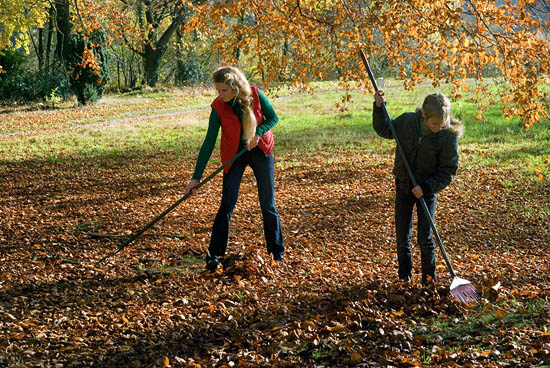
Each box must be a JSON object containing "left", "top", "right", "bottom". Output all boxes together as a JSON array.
[
  {"left": 422, "top": 93, "right": 464, "bottom": 137},
  {"left": 212, "top": 66, "right": 257, "bottom": 143}
]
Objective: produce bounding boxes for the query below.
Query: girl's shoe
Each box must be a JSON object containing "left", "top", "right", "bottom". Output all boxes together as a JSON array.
[
  {"left": 205, "top": 255, "right": 220, "bottom": 272},
  {"left": 273, "top": 255, "right": 284, "bottom": 262}
]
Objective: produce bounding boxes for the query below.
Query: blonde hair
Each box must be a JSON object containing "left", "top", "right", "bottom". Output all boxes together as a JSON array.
[
  {"left": 421, "top": 93, "right": 464, "bottom": 137},
  {"left": 212, "top": 66, "right": 257, "bottom": 143}
]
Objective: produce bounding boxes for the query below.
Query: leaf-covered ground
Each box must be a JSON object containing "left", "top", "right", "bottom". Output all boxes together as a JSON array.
[{"left": 1, "top": 143, "right": 549, "bottom": 367}]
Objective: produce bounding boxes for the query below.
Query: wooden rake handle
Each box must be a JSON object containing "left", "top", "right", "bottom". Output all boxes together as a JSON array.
[
  {"left": 96, "top": 148, "right": 248, "bottom": 264},
  {"left": 358, "top": 49, "right": 457, "bottom": 278}
]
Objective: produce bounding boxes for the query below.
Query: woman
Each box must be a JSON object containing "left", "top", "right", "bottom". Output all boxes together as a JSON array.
[{"left": 185, "top": 66, "right": 284, "bottom": 272}]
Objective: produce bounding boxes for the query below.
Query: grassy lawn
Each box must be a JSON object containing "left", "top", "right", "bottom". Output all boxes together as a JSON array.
[{"left": 3, "top": 80, "right": 548, "bottom": 177}]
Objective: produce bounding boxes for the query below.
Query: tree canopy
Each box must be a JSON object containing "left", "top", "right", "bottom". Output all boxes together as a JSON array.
[
  {"left": 191, "top": 0, "right": 550, "bottom": 129},
  {"left": 1, "top": 0, "right": 549, "bottom": 128},
  {"left": 0, "top": 0, "right": 49, "bottom": 52}
]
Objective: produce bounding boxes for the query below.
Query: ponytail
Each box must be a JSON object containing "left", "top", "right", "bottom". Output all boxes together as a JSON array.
[{"left": 212, "top": 66, "right": 257, "bottom": 143}]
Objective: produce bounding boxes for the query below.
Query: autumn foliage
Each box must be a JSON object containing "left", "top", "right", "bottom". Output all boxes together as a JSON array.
[
  {"left": 1, "top": 1, "right": 549, "bottom": 365},
  {"left": 0, "top": 0, "right": 49, "bottom": 51},
  {"left": 68, "top": 30, "right": 109, "bottom": 104},
  {"left": 190, "top": 0, "right": 550, "bottom": 129},
  {"left": 1, "top": 0, "right": 549, "bottom": 127}
]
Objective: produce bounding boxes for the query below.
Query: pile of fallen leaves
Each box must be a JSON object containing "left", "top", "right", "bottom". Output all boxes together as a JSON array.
[{"left": 1, "top": 144, "right": 549, "bottom": 367}]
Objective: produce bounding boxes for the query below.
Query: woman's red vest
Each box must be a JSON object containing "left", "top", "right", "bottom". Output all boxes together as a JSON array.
[{"left": 211, "top": 85, "right": 275, "bottom": 173}]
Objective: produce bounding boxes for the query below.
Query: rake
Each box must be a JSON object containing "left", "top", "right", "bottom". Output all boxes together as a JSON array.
[
  {"left": 96, "top": 148, "right": 248, "bottom": 264},
  {"left": 358, "top": 49, "right": 478, "bottom": 304}
]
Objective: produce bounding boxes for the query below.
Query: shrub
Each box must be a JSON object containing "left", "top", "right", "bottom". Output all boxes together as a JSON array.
[
  {"left": 67, "top": 31, "right": 109, "bottom": 105},
  {"left": 38, "top": 66, "right": 71, "bottom": 99},
  {"left": 175, "top": 48, "right": 205, "bottom": 86},
  {"left": 176, "top": 59, "right": 204, "bottom": 86},
  {"left": 44, "top": 87, "right": 63, "bottom": 109},
  {"left": 0, "top": 49, "right": 27, "bottom": 74},
  {"left": 0, "top": 49, "right": 70, "bottom": 102},
  {"left": 0, "top": 49, "right": 32, "bottom": 101}
]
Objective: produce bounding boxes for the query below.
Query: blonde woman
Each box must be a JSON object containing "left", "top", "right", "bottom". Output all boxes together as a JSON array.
[
  {"left": 373, "top": 91, "right": 464, "bottom": 285},
  {"left": 184, "top": 66, "right": 284, "bottom": 272}
]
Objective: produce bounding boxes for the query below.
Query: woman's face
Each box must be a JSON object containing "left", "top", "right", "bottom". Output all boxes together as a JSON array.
[{"left": 215, "top": 82, "right": 236, "bottom": 102}]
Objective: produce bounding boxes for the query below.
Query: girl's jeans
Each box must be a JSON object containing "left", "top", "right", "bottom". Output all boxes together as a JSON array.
[
  {"left": 395, "top": 186, "right": 437, "bottom": 284},
  {"left": 209, "top": 147, "right": 284, "bottom": 260}
]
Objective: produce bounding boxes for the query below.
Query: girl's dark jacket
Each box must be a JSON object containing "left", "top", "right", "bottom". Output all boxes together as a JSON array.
[{"left": 372, "top": 103, "right": 459, "bottom": 195}]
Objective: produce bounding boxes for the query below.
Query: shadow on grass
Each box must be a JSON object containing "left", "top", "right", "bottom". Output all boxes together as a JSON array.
[
  {"left": 0, "top": 151, "right": 205, "bottom": 260},
  {"left": 0, "top": 273, "right": 150, "bottom": 302},
  {"left": 488, "top": 145, "right": 549, "bottom": 161}
]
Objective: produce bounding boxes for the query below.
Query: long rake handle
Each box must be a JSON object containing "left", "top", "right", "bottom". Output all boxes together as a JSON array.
[
  {"left": 359, "top": 49, "right": 457, "bottom": 278},
  {"left": 96, "top": 148, "right": 248, "bottom": 264}
]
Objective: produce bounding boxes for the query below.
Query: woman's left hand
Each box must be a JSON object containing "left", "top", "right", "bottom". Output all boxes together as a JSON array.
[
  {"left": 247, "top": 134, "right": 260, "bottom": 150},
  {"left": 412, "top": 185, "right": 424, "bottom": 199}
]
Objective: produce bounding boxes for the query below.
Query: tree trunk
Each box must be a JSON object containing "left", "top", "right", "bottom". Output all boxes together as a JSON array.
[
  {"left": 117, "top": 60, "right": 121, "bottom": 91},
  {"left": 175, "top": 31, "right": 184, "bottom": 85},
  {"left": 141, "top": 8, "right": 184, "bottom": 87},
  {"left": 38, "top": 28, "right": 44, "bottom": 72},
  {"left": 143, "top": 44, "right": 165, "bottom": 87},
  {"left": 45, "top": 6, "right": 54, "bottom": 70},
  {"left": 54, "top": 0, "right": 71, "bottom": 63}
]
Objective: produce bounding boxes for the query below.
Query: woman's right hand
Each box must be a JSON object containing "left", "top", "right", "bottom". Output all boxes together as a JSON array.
[
  {"left": 185, "top": 179, "right": 199, "bottom": 195},
  {"left": 374, "top": 90, "right": 385, "bottom": 107}
]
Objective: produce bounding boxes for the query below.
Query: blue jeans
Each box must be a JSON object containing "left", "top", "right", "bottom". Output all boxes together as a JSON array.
[
  {"left": 395, "top": 183, "right": 437, "bottom": 284},
  {"left": 209, "top": 147, "right": 284, "bottom": 259}
]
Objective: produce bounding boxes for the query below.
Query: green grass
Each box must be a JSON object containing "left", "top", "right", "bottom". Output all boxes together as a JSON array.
[
  {"left": 70, "top": 220, "right": 103, "bottom": 232},
  {"left": 421, "top": 298, "right": 550, "bottom": 338},
  {"left": 1, "top": 80, "right": 548, "bottom": 181},
  {"left": 414, "top": 298, "right": 550, "bottom": 362},
  {"left": 275, "top": 84, "right": 548, "bottom": 183}
]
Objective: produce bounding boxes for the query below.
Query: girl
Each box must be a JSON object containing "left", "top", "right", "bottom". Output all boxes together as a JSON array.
[
  {"left": 185, "top": 66, "right": 284, "bottom": 272},
  {"left": 372, "top": 91, "right": 464, "bottom": 284}
]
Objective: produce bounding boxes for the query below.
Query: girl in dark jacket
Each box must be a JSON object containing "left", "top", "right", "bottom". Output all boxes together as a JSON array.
[
  {"left": 373, "top": 91, "right": 464, "bottom": 285},
  {"left": 185, "top": 66, "right": 284, "bottom": 272}
]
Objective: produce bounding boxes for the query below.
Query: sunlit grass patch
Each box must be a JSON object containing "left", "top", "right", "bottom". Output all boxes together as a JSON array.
[
  {"left": 1, "top": 80, "right": 548, "bottom": 184},
  {"left": 414, "top": 298, "right": 550, "bottom": 364}
]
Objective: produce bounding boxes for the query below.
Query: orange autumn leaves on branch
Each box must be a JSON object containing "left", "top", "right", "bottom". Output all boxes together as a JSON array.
[
  {"left": 189, "top": 0, "right": 550, "bottom": 130},
  {"left": 3, "top": 0, "right": 547, "bottom": 126},
  {"left": 72, "top": 44, "right": 103, "bottom": 84}
]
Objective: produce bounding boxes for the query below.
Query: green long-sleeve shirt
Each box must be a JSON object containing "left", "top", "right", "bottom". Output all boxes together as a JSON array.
[{"left": 191, "top": 89, "right": 278, "bottom": 180}]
